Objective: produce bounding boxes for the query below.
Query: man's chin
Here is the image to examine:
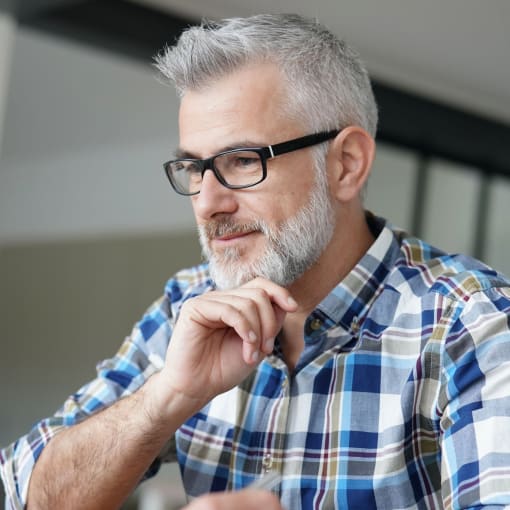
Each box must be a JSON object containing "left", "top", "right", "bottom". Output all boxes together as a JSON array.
[{"left": 208, "top": 259, "right": 250, "bottom": 288}]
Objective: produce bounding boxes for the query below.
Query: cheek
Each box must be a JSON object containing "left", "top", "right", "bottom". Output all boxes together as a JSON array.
[{"left": 255, "top": 193, "right": 303, "bottom": 227}]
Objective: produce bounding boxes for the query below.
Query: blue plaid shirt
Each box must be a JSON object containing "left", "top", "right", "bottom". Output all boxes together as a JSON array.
[{"left": 2, "top": 215, "right": 510, "bottom": 509}]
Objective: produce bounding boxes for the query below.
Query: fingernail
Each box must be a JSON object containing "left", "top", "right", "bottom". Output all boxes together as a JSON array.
[
  {"left": 248, "top": 330, "right": 257, "bottom": 342},
  {"left": 264, "top": 337, "right": 275, "bottom": 352},
  {"left": 251, "top": 351, "right": 260, "bottom": 364}
]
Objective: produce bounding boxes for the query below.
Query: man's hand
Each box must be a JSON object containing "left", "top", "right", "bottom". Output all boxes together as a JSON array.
[
  {"left": 183, "top": 489, "right": 284, "bottom": 510},
  {"left": 25, "top": 278, "right": 296, "bottom": 510},
  {"left": 157, "top": 277, "right": 298, "bottom": 411}
]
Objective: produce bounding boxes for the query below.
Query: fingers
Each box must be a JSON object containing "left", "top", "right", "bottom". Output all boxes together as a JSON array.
[
  {"left": 238, "top": 279, "right": 298, "bottom": 361},
  {"left": 198, "top": 294, "right": 274, "bottom": 362},
  {"left": 242, "top": 277, "right": 299, "bottom": 313},
  {"left": 184, "top": 277, "right": 298, "bottom": 365},
  {"left": 222, "top": 279, "right": 297, "bottom": 363},
  {"left": 193, "top": 297, "right": 268, "bottom": 365}
]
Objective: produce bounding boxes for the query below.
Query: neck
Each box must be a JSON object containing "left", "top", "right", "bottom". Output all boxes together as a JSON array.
[
  {"left": 279, "top": 208, "right": 374, "bottom": 370},
  {"left": 287, "top": 208, "right": 374, "bottom": 316}
]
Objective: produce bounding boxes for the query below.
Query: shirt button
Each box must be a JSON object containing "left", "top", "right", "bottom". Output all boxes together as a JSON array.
[
  {"left": 262, "top": 453, "right": 273, "bottom": 471},
  {"left": 310, "top": 318, "right": 322, "bottom": 331},
  {"left": 351, "top": 316, "right": 360, "bottom": 334}
]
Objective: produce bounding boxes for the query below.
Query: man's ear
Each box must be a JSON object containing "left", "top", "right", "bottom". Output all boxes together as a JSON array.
[{"left": 328, "top": 126, "right": 375, "bottom": 202}]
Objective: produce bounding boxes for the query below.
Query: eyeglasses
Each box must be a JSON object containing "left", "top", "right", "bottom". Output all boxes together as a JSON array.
[{"left": 163, "top": 129, "right": 340, "bottom": 196}]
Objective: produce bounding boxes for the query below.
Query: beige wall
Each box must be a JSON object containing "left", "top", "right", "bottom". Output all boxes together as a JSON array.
[{"left": 0, "top": 231, "right": 201, "bottom": 447}]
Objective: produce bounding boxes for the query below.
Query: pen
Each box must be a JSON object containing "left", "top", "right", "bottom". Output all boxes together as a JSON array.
[{"left": 248, "top": 471, "right": 282, "bottom": 491}]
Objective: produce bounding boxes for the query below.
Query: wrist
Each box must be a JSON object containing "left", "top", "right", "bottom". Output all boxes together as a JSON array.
[{"left": 141, "top": 371, "right": 205, "bottom": 430}]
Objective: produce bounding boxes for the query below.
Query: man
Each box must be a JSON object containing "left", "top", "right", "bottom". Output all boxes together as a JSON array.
[{"left": 2, "top": 13, "right": 510, "bottom": 510}]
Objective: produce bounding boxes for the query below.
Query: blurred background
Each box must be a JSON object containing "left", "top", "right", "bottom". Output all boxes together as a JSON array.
[{"left": 0, "top": 0, "right": 509, "bottom": 508}]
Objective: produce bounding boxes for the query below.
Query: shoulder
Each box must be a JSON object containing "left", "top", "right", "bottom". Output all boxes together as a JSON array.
[
  {"left": 128, "top": 263, "right": 214, "bottom": 362},
  {"left": 139, "top": 262, "right": 213, "bottom": 330},
  {"left": 387, "top": 233, "right": 509, "bottom": 305},
  {"left": 164, "top": 262, "right": 214, "bottom": 303}
]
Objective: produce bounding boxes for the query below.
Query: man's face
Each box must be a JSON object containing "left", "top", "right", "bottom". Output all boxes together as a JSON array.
[{"left": 178, "top": 63, "right": 335, "bottom": 289}]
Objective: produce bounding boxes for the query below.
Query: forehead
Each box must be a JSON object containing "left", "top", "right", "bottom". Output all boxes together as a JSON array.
[{"left": 177, "top": 62, "right": 300, "bottom": 156}]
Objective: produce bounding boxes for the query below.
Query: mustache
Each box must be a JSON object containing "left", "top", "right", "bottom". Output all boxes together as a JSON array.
[{"left": 200, "top": 219, "right": 266, "bottom": 240}]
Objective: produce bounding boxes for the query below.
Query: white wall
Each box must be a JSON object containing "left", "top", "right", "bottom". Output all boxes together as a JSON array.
[
  {"left": 0, "top": 10, "right": 15, "bottom": 155},
  {"left": 0, "top": 27, "right": 195, "bottom": 245},
  {"left": 422, "top": 160, "right": 482, "bottom": 256},
  {"left": 365, "top": 144, "right": 418, "bottom": 233}
]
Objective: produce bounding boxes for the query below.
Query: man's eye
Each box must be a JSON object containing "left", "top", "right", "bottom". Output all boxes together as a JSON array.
[
  {"left": 186, "top": 162, "right": 202, "bottom": 174},
  {"left": 235, "top": 156, "right": 259, "bottom": 167},
  {"left": 173, "top": 161, "right": 200, "bottom": 174}
]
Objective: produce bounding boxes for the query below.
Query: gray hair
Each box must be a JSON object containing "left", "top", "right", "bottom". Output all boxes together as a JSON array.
[{"left": 154, "top": 13, "right": 378, "bottom": 138}]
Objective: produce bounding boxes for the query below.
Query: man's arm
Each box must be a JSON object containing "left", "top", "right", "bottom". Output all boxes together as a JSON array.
[
  {"left": 1, "top": 306, "right": 169, "bottom": 510},
  {"left": 26, "top": 372, "right": 190, "bottom": 510},
  {"left": 25, "top": 278, "right": 297, "bottom": 509}
]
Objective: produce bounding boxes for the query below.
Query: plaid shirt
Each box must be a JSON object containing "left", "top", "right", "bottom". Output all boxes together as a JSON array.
[{"left": 2, "top": 215, "right": 510, "bottom": 509}]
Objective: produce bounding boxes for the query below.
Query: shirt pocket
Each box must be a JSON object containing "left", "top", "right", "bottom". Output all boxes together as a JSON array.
[{"left": 176, "top": 414, "right": 234, "bottom": 496}]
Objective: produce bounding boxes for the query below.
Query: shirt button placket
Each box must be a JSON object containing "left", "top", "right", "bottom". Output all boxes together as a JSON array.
[{"left": 260, "top": 374, "right": 289, "bottom": 476}]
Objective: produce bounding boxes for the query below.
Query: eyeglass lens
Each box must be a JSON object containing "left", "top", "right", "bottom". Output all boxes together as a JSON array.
[{"left": 169, "top": 150, "right": 264, "bottom": 194}]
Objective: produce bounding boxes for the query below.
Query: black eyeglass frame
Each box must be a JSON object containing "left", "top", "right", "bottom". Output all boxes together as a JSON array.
[{"left": 163, "top": 129, "right": 340, "bottom": 196}]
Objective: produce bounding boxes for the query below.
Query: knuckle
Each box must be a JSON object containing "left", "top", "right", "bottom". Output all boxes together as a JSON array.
[
  {"left": 179, "top": 299, "right": 193, "bottom": 315},
  {"left": 249, "top": 287, "right": 269, "bottom": 301},
  {"left": 179, "top": 297, "right": 202, "bottom": 317},
  {"left": 244, "top": 297, "right": 261, "bottom": 314}
]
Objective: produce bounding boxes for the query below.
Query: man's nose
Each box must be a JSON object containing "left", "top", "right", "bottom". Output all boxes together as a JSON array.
[{"left": 192, "top": 169, "right": 238, "bottom": 219}]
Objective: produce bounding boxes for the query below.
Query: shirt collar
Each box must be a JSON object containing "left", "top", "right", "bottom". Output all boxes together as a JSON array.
[{"left": 315, "top": 213, "right": 404, "bottom": 336}]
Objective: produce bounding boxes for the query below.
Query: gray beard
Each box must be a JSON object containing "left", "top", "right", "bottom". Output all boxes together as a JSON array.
[{"left": 198, "top": 174, "right": 335, "bottom": 290}]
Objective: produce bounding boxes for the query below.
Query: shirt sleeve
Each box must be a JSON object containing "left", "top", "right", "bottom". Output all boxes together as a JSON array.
[
  {"left": 0, "top": 295, "right": 174, "bottom": 510},
  {"left": 439, "top": 286, "right": 510, "bottom": 508}
]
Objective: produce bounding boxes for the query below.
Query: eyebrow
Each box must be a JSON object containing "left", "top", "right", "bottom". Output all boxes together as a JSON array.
[{"left": 174, "top": 139, "right": 267, "bottom": 160}]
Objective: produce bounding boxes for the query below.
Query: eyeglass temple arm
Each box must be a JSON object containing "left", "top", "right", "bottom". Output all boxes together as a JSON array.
[{"left": 268, "top": 130, "right": 340, "bottom": 158}]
